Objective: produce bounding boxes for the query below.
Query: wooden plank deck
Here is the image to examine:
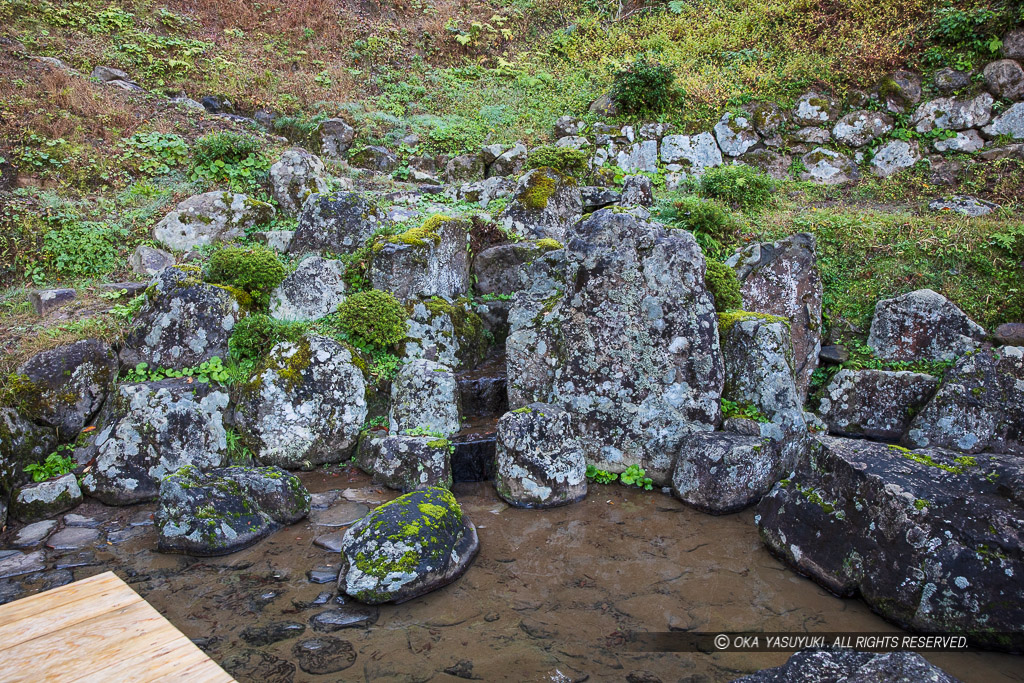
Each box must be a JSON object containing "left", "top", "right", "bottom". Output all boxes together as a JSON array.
[{"left": 0, "top": 571, "right": 235, "bottom": 682}]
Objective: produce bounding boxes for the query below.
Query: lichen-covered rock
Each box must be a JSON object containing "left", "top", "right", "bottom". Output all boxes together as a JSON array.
[
  {"left": 727, "top": 233, "right": 823, "bottom": 401},
  {"left": 934, "top": 67, "right": 972, "bottom": 93},
  {"left": 792, "top": 91, "right": 840, "bottom": 126},
  {"left": 798, "top": 147, "right": 858, "bottom": 185},
  {"left": 369, "top": 435, "right": 453, "bottom": 492},
  {"left": 453, "top": 176, "right": 513, "bottom": 208},
  {"left": 270, "top": 149, "right": 329, "bottom": 215},
  {"left": 995, "top": 323, "right": 1024, "bottom": 346},
  {"left": 403, "top": 298, "right": 487, "bottom": 370},
  {"left": 320, "top": 118, "right": 355, "bottom": 160},
  {"left": 615, "top": 140, "right": 658, "bottom": 173},
  {"left": 153, "top": 192, "right": 274, "bottom": 252},
  {"left": 913, "top": 93, "right": 994, "bottom": 133},
  {"left": 0, "top": 408, "right": 56, "bottom": 501},
  {"left": 156, "top": 465, "right": 310, "bottom": 556},
  {"left": 659, "top": 132, "right": 723, "bottom": 175},
  {"left": 487, "top": 143, "right": 527, "bottom": 178},
  {"left": 11, "top": 474, "right": 81, "bottom": 522},
  {"left": 867, "top": 288, "right": 985, "bottom": 362},
  {"left": 15, "top": 339, "right": 117, "bottom": 441},
  {"left": 498, "top": 168, "right": 582, "bottom": 243},
  {"left": 933, "top": 129, "right": 985, "bottom": 153},
  {"left": 871, "top": 140, "right": 921, "bottom": 177},
  {"left": 80, "top": 379, "right": 229, "bottom": 505},
  {"left": 790, "top": 126, "right": 831, "bottom": 144},
  {"left": 473, "top": 241, "right": 552, "bottom": 296},
  {"left": 494, "top": 403, "right": 585, "bottom": 508},
  {"left": 745, "top": 101, "right": 789, "bottom": 137},
  {"left": 619, "top": 175, "right": 654, "bottom": 207},
  {"left": 269, "top": 256, "right": 346, "bottom": 321},
  {"left": 929, "top": 195, "right": 999, "bottom": 217},
  {"left": 873, "top": 70, "right": 922, "bottom": 114},
  {"left": 349, "top": 145, "right": 397, "bottom": 173},
  {"left": 338, "top": 487, "right": 479, "bottom": 604},
  {"left": 713, "top": 112, "right": 761, "bottom": 157},
  {"left": 444, "top": 153, "right": 485, "bottom": 184},
  {"left": 831, "top": 110, "right": 894, "bottom": 147},
  {"left": 903, "top": 346, "right": 1023, "bottom": 455},
  {"left": 580, "top": 186, "right": 620, "bottom": 211},
  {"left": 290, "top": 192, "right": 390, "bottom": 257},
  {"left": 983, "top": 59, "right": 1024, "bottom": 100},
  {"left": 131, "top": 245, "right": 174, "bottom": 276},
  {"left": 734, "top": 648, "right": 959, "bottom": 683},
  {"left": 818, "top": 369, "right": 939, "bottom": 441},
  {"left": 755, "top": 435, "right": 1024, "bottom": 651},
  {"left": 389, "top": 359, "right": 461, "bottom": 436},
  {"left": 120, "top": 266, "right": 242, "bottom": 370},
  {"left": 234, "top": 335, "right": 367, "bottom": 468},
  {"left": 981, "top": 101, "right": 1024, "bottom": 139},
  {"left": 369, "top": 216, "right": 470, "bottom": 302},
  {"left": 672, "top": 433, "right": 780, "bottom": 515}
]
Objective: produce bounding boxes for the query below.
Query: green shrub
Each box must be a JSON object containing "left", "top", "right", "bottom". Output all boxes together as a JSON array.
[
  {"left": 205, "top": 245, "right": 286, "bottom": 308},
  {"left": 525, "top": 145, "right": 589, "bottom": 177},
  {"left": 229, "top": 314, "right": 309, "bottom": 364},
  {"left": 190, "top": 131, "right": 270, "bottom": 192},
  {"left": 43, "top": 220, "right": 127, "bottom": 277},
  {"left": 704, "top": 260, "right": 742, "bottom": 312},
  {"left": 611, "top": 57, "right": 680, "bottom": 115},
  {"left": 335, "top": 289, "right": 408, "bottom": 349},
  {"left": 658, "top": 195, "right": 742, "bottom": 259},
  {"left": 698, "top": 164, "right": 775, "bottom": 210}
]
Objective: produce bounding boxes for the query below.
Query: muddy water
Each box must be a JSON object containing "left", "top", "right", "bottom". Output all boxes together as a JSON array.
[{"left": 7, "top": 470, "right": 1023, "bottom": 682}]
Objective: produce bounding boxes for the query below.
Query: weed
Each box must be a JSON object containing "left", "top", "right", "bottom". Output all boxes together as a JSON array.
[
  {"left": 25, "top": 446, "right": 76, "bottom": 482},
  {"left": 611, "top": 57, "right": 680, "bottom": 116}
]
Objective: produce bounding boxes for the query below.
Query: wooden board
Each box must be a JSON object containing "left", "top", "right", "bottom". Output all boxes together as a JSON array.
[{"left": 0, "top": 571, "right": 235, "bottom": 683}]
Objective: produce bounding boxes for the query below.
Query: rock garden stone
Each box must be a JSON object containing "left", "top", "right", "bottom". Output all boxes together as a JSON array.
[
  {"left": 742, "top": 149, "right": 792, "bottom": 180},
  {"left": 12, "top": 520, "right": 57, "bottom": 548},
  {"left": 369, "top": 216, "right": 470, "bottom": 302},
  {"left": 1004, "top": 28, "right": 1024, "bottom": 59},
  {"left": 734, "top": 648, "right": 958, "bottom": 683},
  {"left": 727, "top": 233, "right": 823, "bottom": 401},
  {"left": 487, "top": 143, "right": 527, "bottom": 178},
  {"left": 554, "top": 116, "right": 582, "bottom": 138},
  {"left": 790, "top": 127, "right": 831, "bottom": 144},
  {"left": 0, "top": 408, "right": 57, "bottom": 498},
  {"left": 156, "top": 465, "right": 310, "bottom": 556},
  {"left": 713, "top": 112, "right": 760, "bottom": 156},
  {"left": 320, "top": 118, "right": 355, "bottom": 160},
  {"left": 554, "top": 136, "right": 590, "bottom": 151},
  {"left": 120, "top": 266, "right": 242, "bottom": 370},
  {"left": 983, "top": 59, "right": 1024, "bottom": 100},
  {"left": 619, "top": 175, "right": 654, "bottom": 207},
  {"left": 370, "top": 435, "right": 453, "bottom": 492},
  {"left": 289, "top": 192, "right": 390, "bottom": 256},
  {"left": 234, "top": 335, "right": 367, "bottom": 468},
  {"left": 494, "top": 403, "right": 585, "bottom": 508},
  {"left": 792, "top": 91, "right": 840, "bottom": 126},
  {"left": 982, "top": 101, "right": 1024, "bottom": 139},
  {"left": 929, "top": 195, "right": 999, "bottom": 217},
  {"left": 453, "top": 176, "right": 513, "bottom": 207},
  {"left": 831, "top": 110, "right": 893, "bottom": 147},
  {"left": 12, "top": 474, "right": 81, "bottom": 522},
  {"left": 29, "top": 288, "right": 75, "bottom": 315},
  {"left": 80, "top": 379, "right": 229, "bottom": 505},
  {"left": 817, "top": 369, "right": 939, "bottom": 441},
  {"left": 153, "top": 191, "right": 274, "bottom": 252},
  {"left": 389, "top": 359, "right": 461, "bottom": 436},
  {"left": 580, "top": 186, "right": 620, "bottom": 211},
  {"left": 310, "top": 606, "right": 377, "bottom": 631},
  {"left": 337, "top": 487, "right": 479, "bottom": 604},
  {"left": 914, "top": 93, "right": 994, "bottom": 133},
  {"left": 473, "top": 241, "right": 552, "bottom": 296},
  {"left": 497, "top": 168, "right": 582, "bottom": 243},
  {"left": 240, "top": 621, "right": 306, "bottom": 646},
  {"left": 672, "top": 433, "right": 781, "bottom": 515},
  {"left": 870, "top": 139, "right": 921, "bottom": 177},
  {"left": 659, "top": 132, "right": 722, "bottom": 174},
  {"left": 798, "top": 147, "right": 858, "bottom": 184},
  {"left": 934, "top": 67, "right": 972, "bottom": 93},
  {"left": 745, "top": 101, "right": 788, "bottom": 136},
  {"left": 444, "top": 153, "right": 485, "bottom": 184},
  {"left": 933, "top": 129, "right": 985, "bottom": 153},
  {"left": 903, "top": 346, "right": 1023, "bottom": 455},
  {"left": 349, "top": 145, "right": 397, "bottom": 173},
  {"left": 873, "top": 70, "right": 922, "bottom": 114},
  {"left": 130, "top": 245, "right": 174, "bottom": 276},
  {"left": 15, "top": 339, "right": 117, "bottom": 441},
  {"left": 404, "top": 297, "right": 487, "bottom": 370},
  {"left": 270, "top": 149, "right": 329, "bottom": 214},
  {"left": 756, "top": 435, "right": 1024, "bottom": 650},
  {"left": 255, "top": 229, "right": 294, "bottom": 253},
  {"left": 867, "top": 288, "right": 986, "bottom": 361},
  {"left": 269, "top": 256, "right": 346, "bottom": 321},
  {"left": 995, "top": 322, "right": 1024, "bottom": 346},
  {"left": 615, "top": 140, "right": 658, "bottom": 173},
  {"left": 46, "top": 526, "right": 100, "bottom": 551}
]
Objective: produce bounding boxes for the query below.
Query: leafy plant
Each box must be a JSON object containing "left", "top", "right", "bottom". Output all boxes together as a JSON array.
[
  {"left": 225, "top": 428, "right": 255, "bottom": 465},
  {"left": 191, "top": 132, "right": 270, "bottom": 192},
  {"left": 721, "top": 398, "right": 770, "bottom": 423},
  {"left": 124, "top": 132, "right": 188, "bottom": 175},
  {"left": 403, "top": 425, "right": 446, "bottom": 438},
  {"left": 620, "top": 464, "right": 653, "bottom": 490},
  {"left": 361, "top": 415, "right": 389, "bottom": 433},
  {"left": 369, "top": 349, "right": 403, "bottom": 382},
  {"left": 525, "top": 145, "right": 589, "bottom": 177},
  {"left": 42, "top": 220, "right": 127, "bottom": 277},
  {"left": 25, "top": 446, "right": 76, "bottom": 482},
  {"left": 335, "top": 289, "right": 409, "bottom": 350},
  {"left": 611, "top": 57, "right": 680, "bottom": 115},
  {"left": 109, "top": 294, "right": 145, "bottom": 322},
  {"left": 658, "top": 195, "right": 743, "bottom": 259},
  {"left": 229, "top": 314, "right": 309, "bottom": 366},
  {"left": 697, "top": 164, "right": 775, "bottom": 210},
  {"left": 205, "top": 245, "right": 286, "bottom": 308},
  {"left": 124, "top": 357, "right": 232, "bottom": 384},
  {"left": 586, "top": 464, "right": 618, "bottom": 484}
]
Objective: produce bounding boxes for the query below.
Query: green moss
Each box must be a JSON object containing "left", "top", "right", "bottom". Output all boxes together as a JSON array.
[
  {"left": 914, "top": 498, "right": 930, "bottom": 510},
  {"left": 704, "top": 260, "right": 742, "bottom": 312},
  {"left": 524, "top": 146, "right": 589, "bottom": 176},
  {"left": 536, "top": 238, "right": 562, "bottom": 251},
  {"left": 205, "top": 245, "right": 286, "bottom": 309},
  {"left": 518, "top": 169, "right": 559, "bottom": 211},
  {"left": 511, "top": 405, "right": 533, "bottom": 414},
  {"left": 716, "top": 310, "right": 789, "bottom": 337},
  {"left": 265, "top": 336, "right": 313, "bottom": 392},
  {"left": 422, "top": 296, "right": 488, "bottom": 361},
  {"left": 336, "top": 289, "right": 409, "bottom": 349},
  {"left": 887, "top": 444, "right": 977, "bottom": 474},
  {"left": 379, "top": 214, "right": 453, "bottom": 250}
]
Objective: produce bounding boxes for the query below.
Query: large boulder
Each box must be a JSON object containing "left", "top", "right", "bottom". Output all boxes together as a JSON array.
[
  {"left": 444, "top": 153, "right": 485, "bottom": 184},
  {"left": 713, "top": 112, "right": 760, "bottom": 157},
  {"left": 369, "top": 216, "right": 470, "bottom": 303},
  {"left": 269, "top": 256, "right": 347, "bottom": 321},
  {"left": 913, "top": 94, "right": 994, "bottom": 133},
  {"left": 818, "top": 369, "right": 939, "bottom": 441},
  {"left": 156, "top": 465, "right": 310, "bottom": 555},
  {"left": 130, "top": 245, "right": 174, "bottom": 276},
  {"left": 120, "top": 266, "right": 243, "bottom": 370},
  {"left": 494, "top": 403, "right": 586, "bottom": 508},
  {"left": 368, "top": 435, "right": 453, "bottom": 492},
  {"left": 234, "top": 335, "right": 368, "bottom": 468},
  {"left": 80, "top": 379, "right": 230, "bottom": 505},
  {"left": 983, "top": 59, "right": 1024, "bottom": 101},
  {"left": 270, "top": 149, "right": 329, "bottom": 214},
  {"left": 14, "top": 339, "right": 117, "bottom": 442},
  {"left": 389, "top": 359, "right": 461, "bottom": 436},
  {"left": 349, "top": 145, "right": 397, "bottom": 173},
  {"left": 903, "top": 346, "right": 1023, "bottom": 455},
  {"left": 620, "top": 175, "right": 654, "bottom": 207},
  {"left": 615, "top": 140, "right": 658, "bottom": 173},
  {"left": 734, "top": 648, "right": 958, "bottom": 683},
  {"left": 831, "top": 110, "right": 894, "bottom": 147},
  {"left": 726, "top": 233, "right": 823, "bottom": 401},
  {"left": 867, "top": 289, "right": 985, "bottom": 362},
  {"left": 472, "top": 241, "right": 552, "bottom": 296},
  {"left": 498, "top": 168, "right": 582, "bottom": 243},
  {"left": 403, "top": 298, "right": 487, "bottom": 370},
  {"left": 290, "top": 192, "right": 390, "bottom": 257},
  {"left": 338, "top": 487, "right": 479, "bottom": 604},
  {"left": 659, "top": 132, "right": 723, "bottom": 175},
  {"left": 153, "top": 192, "right": 274, "bottom": 252},
  {"left": 756, "top": 435, "right": 1024, "bottom": 651}
]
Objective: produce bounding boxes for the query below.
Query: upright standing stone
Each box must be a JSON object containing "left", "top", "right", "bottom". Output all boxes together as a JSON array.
[{"left": 494, "top": 403, "right": 586, "bottom": 508}]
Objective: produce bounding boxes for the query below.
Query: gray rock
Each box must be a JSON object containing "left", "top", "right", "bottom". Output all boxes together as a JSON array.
[
  {"left": 498, "top": 168, "right": 582, "bottom": 243},
  {"left": 480, "top": 144, "right": 504, "bottom": 165},
  {"left": 338, "top": 487, "right": 478, "bottom": 604},
  {"left": 619, "top": 175, "right": 654, "bottom": 207},
  {"left": 370, "top": 435, "right": 453, "bottom": 492},
  {"left": 80, "top": 379, "right": 230, "bottom": 505},
  {"left": 255, "top": 230, "right": 294, "bottom": 253},
  {"left": 792, "top": 91, "right": 840, "bottom": 126},
  {"left": 29, "top": 289, "right": 75, "bottom": 315},
  {"left": 928, "top": 195, "right": 999, "bottom": 217},
  {"left": 403, "top": 297, "right": 487, "bottom": 370},
  {"left": 867, "top": 288, "right": 986, "bottom": 361},
  {"left": 91, "top": 65, "right": 130, "bottom": 82},
  {"left": 903, "top": 346, "right": 1023, "bottom": 455},
  {"left": 269, "top": 256, "right": 346, "bottom": 321},
  {"left": 494, "top": 403, "right": 585, "bottom": 508},
  {"left": 290, "top": 192, "right": 390, "bottom": 257},
  {"left": 874, "top": 70, "right": 922, "bottom": 114},
  {"left": 389, "top": 359, "right": 461, "bottom": 436},
  {"left": 983, "top": 59, "right": 1024, "bottom": 100},
  {"left": 580, "top": 186, "right": 621, "bottom": 211},
  {"left": 933, "top": 67, "right": 971, "bottom": 93},
  {"left": 554, "top": 116, "right": 583, "bottom": 138},
  {"left": 659, "top": 132, "right": 723, "bottom": 174},
  {"left": 270, "top": 149, "right": 329, "bottom": 215},
  {"left": 310, "top": 606, "right": 377, "bottom": 631},
  {"left": 130, "top": 245, "right": 174, "bottom": 276},
  {"left": 12, "top": 474, "right": 81, "bottom": 522},
  {"left": 153, "top": 191, "right": 274, "bottom": 252},
  {"left": 799, "top": 147, "right": 858, "bottom": 185},
  {"left": 309, "top": 501, "right": 368, "bottom": 527},
  {"left": 293, "top": 637, "right": 357, "bottom": 674},
  {"left": 1004, "top": 29, "right": 1024, "bottom": 59},
  {"left": 453, "top": 176, "right": 513, "bottom": 208},
  {"left": 672, "top": 432, "right": 778, "bottom": 514},
  {"left": 369, "top": 217, "right": 470, "bottom": 302},
  {"left": 831, "top": 110, "right": 894, "bottom": 147},
  {"left": 234, "top": 335, "right": 367, "bottom": 468},
  {"left": 46, "top": 526, "right": 100, "bottom": 550},
  {"left": 487, "top": 143, "right": 527, "bottom": 178},
  {"left": 98, "top": 281, "right": 148, "bottom": 297},
  {"left": 0, "top": 408, "right": 57, "bottom": 500},
  {"left": 995, "top": 322, "right": 1024, "bottom": 346},
  {"left": 349, "top": 145, "right": 397, "bottom": 173},
  {"left": 320, "top": 119, "right": 355, "bottom": 160},
  {"left": 870, "top": 140, "right": 921, "bottom": 178},
  {"left": 473, "top": 242, "right": 550, "bottom": 296},
  {"left": 745, "top": 102, "right": 788, "bottom": 136},
  {"left": 638, "top": 122, "right": 671, "bottom": 139},
  {"left": 240, "top": 621, "right": 306, "bottom": 646},
  {"left": 933, "top": 129, "right": 985, "bottom": 153},
  {"left": 818, "top": 369, "right": 939, "bottom": 441},
  {"left": 589, "top": 93, "right": 619, "bottom": 117},
  {"left": 734, "top": 648, "right": 958, "bottom": 683},
  {"left": 444, "top": 153, "right": 485, "bottom": 184},
  {"left": 156, "top": 465, "right": 310, "bottom": 555},
  {"left": 170, "top": 96, "right": 205, "bottom": 112},
  {"left": 978, "top": 143, "right": 1024, "bottom": 160},
  {"left": 982, "top": 101, "right": 1024, "bottom": 139},
  {"left": 0, "top": 550, "right": 45, "bottom": 579},
  {"left": 13, "top": 520, "right": 57, "bottom": 548},
  {"left": 913, "top": 93, "right": 994, "bottom": 133},
  {"left": 790, "top": 127, "right": 831, "bottom": 144},
  {"left": 818, "top": 344, "right": 849, "bottom": 364},
  {"left": 616, "top": 140, "right": 659, "bottom": 173},
  {"left": 554, "top": 135, "right": 590, "bottom": 151},
  {"left": 714, "top": 112, "right": 761, "bottom": 157}
]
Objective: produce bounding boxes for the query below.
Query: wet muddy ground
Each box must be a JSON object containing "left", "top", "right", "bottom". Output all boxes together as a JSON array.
[{"left": 2, "top": 469, "right": 1021, "bottom": 682}]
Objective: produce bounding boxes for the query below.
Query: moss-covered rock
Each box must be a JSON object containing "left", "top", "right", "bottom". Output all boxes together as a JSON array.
[
  {"left": 11, "top": 473, "right": 82, "bottom": 522},
  {"left": 498, "top": 168, "right": 582, "bottom": 243},
  {"left": 369, "top": 216, "right": 471, "bottom": 303},
  {"left": 369, "top": 435, "right": 453, "bottom": 492},
  {"left": 704, "top": 260, "right": 742, "bottom": 312}
]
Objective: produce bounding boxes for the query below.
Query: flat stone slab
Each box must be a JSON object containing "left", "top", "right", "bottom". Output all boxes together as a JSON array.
[
  {"left": 107, "top": 526, "right": 148, "bottom": 544},
  {"left": 308, "top": 566, "right": 340, "bottom": 584},
  {"left": 46, "top": 526, "right": 101, "bottom": 550},
  {"left": 63, "top": 514, "right": 101, "bottom": 528},
  {"left": 310, "top": 491, "right": 342, "bottom": 510},
  {"left": 309, "top": 502, "right": 368, "bottom": 528},
  {"left": 13, "top": 520, "right": 57, "bottom": 547},
  {"left": 310, "top": 606, "right": 379, "bottom": 632},
  {"left": 0, "top": 551, "right": 45, "bottom": 579},
  {"left": 313, "top": 531, "right": 346, "bottom": 553}
]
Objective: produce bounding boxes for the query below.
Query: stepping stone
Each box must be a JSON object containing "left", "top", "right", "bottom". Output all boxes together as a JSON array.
[
  {"left": 107, "top": 526, "right": 148, "bottom": 544},
  {"left": 54, "top": 551, "right": 98, "bottom": 570},
  {"left": 0, "top": 581, "right": 24, "bottom": 605},
  {"left": 0, "top": 551, "right": 45, "bottom": 579},
  {"left": 13, "top": 520, "right": 57, "bottom": 547},
  {"left": 310, "top": 606, "right": 378, "bottom": 632},
  {"left": 63, "top": 514, "right": 100, "bottom": 528},
  {"left": 313, "top": 531, "right": 346, "bottom": 553},
  {"left": 310, "top": 491, "right": 342, "bottom": 510},
  {"left": 240, "top": 621, "right": 306, "bottom": 646},
  {"left": 46, "top": 526, "right": 101, "bottom": 550},
  {"left": 30, "top": 288, "right": 76, "bottom": 315},
  {"left": 310, "top": 502, "right": 368, "bottom": 528},
  {"left": 340, "top": 489, "right": 385, "bottom": 505},
  {"left": 293, "top": 637, "right": 357, "bottom": 675},
  {"left": 308, "top": 566, "right": 340, "bottom": 584}
]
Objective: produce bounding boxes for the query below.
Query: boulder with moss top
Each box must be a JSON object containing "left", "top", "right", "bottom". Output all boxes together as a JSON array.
[
  {"left": 872, "top": 70, "right": 922, "bottom": 114},
  {"left": 234, "top": 335, "right": 368, "bottom": 468},
  {"left": 403, "top": 297, "right": 487, "bottom": 370},
  {"left": 11, "top": 473, "right": 81, "bottom": 522},
  {"left": 867, "top": 288, "right": 986, "bottom": 362},
  {"left": 156, "top": 465, "right": 310, "bottom": 556},
  {"left": 389, "top": 359, "right": 461, "bottom": 436},
  {"left": 368, "top": 435, "right": 453, "bottom": 492},
  {"left": 494, "top": 403, "right": 585, "bottom": 508},
  {"left": 269, "top": 256, "right": 347, "bottom": 322},
  {"left": 289, "top": 192, "right": 391, "bottom": 257},
  {"left": 498, "top": 168, "right": 582, "bottom": 243},
  {"left": 153, "top": 191, "right": 274, "bottom": 252},
  {"left": 369, "top": 216, "right": 470, "bottom": 303},
  {"left": 338, "top": 487, "right": 478, "bottom": 604},
  {"left": 818, "top": 369, "right": 939, "bottom": 441},
  {"left": 270, "top": 149, "right": 330, "bottom": 215},
  {"left": 799, "top": 147, "right": 858, "bottom": 185}
]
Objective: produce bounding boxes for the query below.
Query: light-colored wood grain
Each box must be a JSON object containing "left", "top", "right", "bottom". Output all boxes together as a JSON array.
[{"left": 0, "top": 571, "right": 234, "bottom": 683}]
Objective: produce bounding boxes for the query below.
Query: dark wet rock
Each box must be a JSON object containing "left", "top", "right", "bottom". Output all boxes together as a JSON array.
[
  {"left": 81, "top": 379, "right": 229, "bottom": 505},
  {"left": 914, "top": 94, "right": 994, "bottom": 133},
  {"left": 234, "top": 335, "right": 367, "bottom": 468},
  {"left": 903, "top": 346, "right": 1023, "bottom": 455},
  {"left": 131, "top": 245, "right": 174, "bottom": 276},
  {"left": 320, "top": 118, "right": 355, "bottom": 160},
  {"left": 120, "top": 266, "right": 242, "bottom": 370},
  {"left": 156, "top": 465, "right": 310, "bottom": 556},
  {"left": 290, "top": 192, "right": 390, "bottom": 256},
  {"left": 472, "top": 241, "right": 550, "bottom": 297},
  {"left": 445, "top": 660, "right": 478, "bottom": 679},
  {"left": 755, "top": 435, "right": 1024, "bottom": 651},
  {"left": 389, "top": 359, "right": 461, "bottom": 436},
  {"left": 12, "top": 520, "right": 57, "bottom": 548},
  {"left": 293, "top": 591, "right": 334, "bottom": 609},
  {"left": 309, "top": 490, "right": 341, "bottom": 509},
  {"left": 153, "top": 191, "right": 273, "bottom": 252},
  {"left": 370, "top": 435, "right": 453, "bottom": 492},
  {"left": 983, "top": 59, "right": 1024, "bottom": 101},
  {"left": 53, "top": 550, "right": 98, "bottom": 570},
  {"left": 672, "top": 432, "right": 779, "bottom": 514},
  {"left": 498, "top": 167, "right": 582, "bottom": 243},
  {"left": 445, "top": 153, "right": 485, "bottom": 184},
  {"left": 818, "top": 369, "right": 939, "bottom": 441},
  {"left": 12, "top": 474, "right": 82, "bottom": 522},
  {"left": 107, "top": 525, "right": 149, "bottom": 544},
  {"left": 30, "top": 288, "right": 76, "bottom": 315},
  {"left": 929, "top": 195, "right": 999, "bottom": 217},
  {"left": 494, "top": 403, "right": 585, "bottom": 508},
  {"left": 867, "top": 288, "right": 985, "bottom": 362},
  {"left": 269, "top": 255, "right": 346, "bottom": 321},
  {"left": 46, "top": 526, "right": 100, "bottom": 550},
  {"left": 16, "top": 339, "right": 117, "bottom": 441},
  {"left": 727, "top": 233, "right": 823, "bottom": 401},
  {"left": 458, "top": 358, "right": 508, "bottom": 418},
  {"left": 0, "top": 580, "right": 23, "bottom": 605},
  {"left": 873, "top": 70, "right": 922, "bottom": 114},
  {"left": 63, "top": 513, "right": 100, "bottom": 527},
  {"left": 451, "top": 428, "right": 496, "bottom": 483},
  {"left": 269, "top": 148, "right": 329, "bottom": 214},
  {"left": 733, "top": 648, "right": 958, "bottom": 682},
  {"left": 0, "top": 550, "right": 45, "bottom": 579},
  {"left": 620, "top": 175, "right": 654, "bottom": 207},
  {"left": 338, "top": 487, "right": 479, "bottom": 604},
  {"left": 349, "top": 145, "right": 397, "bottom": 173},
  {"left": 934, "top": 67, "right": 972, "bottom": 93},
  {"left": 309, "top": 501, "right": 369, "bottom": 527},
  {"left": 995, "top": 323, "right": 1024, "bottom": 346},
  {"left": 311, "top": 605, "right": 378, "bottom": 631},
  {"left": 403, "top": 297, "right": 487, "bottom": 370},
  {"left": 240, "top": 621, "right": 306, "bottom": 646},
  {"left": 293, "top": 637, "right": 357, "bottom": 674},
  {"left": 831, "top": 110, "right": 893, "bottom": 147},
  {"left": 29, "top": 568, "right": 74, "bottom": 590},
  {"left": 580, "top": 186, "right": 621, "bottom": 212},
  {"left": 818, "top": 344, "right": 848, "bottom": 364},
  {"left": 308, "top": 566, "right": 340, "bottom": 584},
  {"left": 221, "top": 649, "right": 296, "bottom": 683}
]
